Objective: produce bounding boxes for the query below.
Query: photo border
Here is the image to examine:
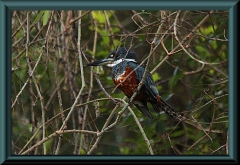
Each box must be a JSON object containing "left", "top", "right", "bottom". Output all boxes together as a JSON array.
[{"left": 0, "top": 0, "right": 238, "bottom": 164}]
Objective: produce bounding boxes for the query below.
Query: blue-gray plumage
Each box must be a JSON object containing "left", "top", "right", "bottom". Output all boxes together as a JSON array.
[{"left": 87, "top": 47, "right": 182, "bottom": 119}]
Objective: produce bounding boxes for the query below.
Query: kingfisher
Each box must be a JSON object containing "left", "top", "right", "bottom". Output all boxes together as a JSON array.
[{"left": 87, "top": 47, "right": 182, "bottom": 119}]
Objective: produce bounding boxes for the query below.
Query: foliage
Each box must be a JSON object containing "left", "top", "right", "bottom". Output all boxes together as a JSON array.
[{"left": 12, "top": 10, "right": 228, "bottom": 155}]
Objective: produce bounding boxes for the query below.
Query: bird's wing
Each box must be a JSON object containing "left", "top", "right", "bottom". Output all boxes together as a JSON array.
[
  {"left": 127, "top": 62, "right": 163, "bottom": 113},
  {"left": 128, "top": 62, "right": 159, "bottom": 97},
  {"left": 128, "top": 62, "right": 181, "bottom": 119},
  {"left": 132, "top": 100, "right": 153, "bottom": 119}
]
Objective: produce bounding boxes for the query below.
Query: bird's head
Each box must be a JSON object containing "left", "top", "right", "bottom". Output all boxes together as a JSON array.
[{"left": 87, "top": 47, "right": 138, "bottom": 67}]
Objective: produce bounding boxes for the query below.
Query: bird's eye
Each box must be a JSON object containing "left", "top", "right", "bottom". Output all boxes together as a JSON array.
[{"left": 110, "top": 54, "right": 114, "bottom": 58}]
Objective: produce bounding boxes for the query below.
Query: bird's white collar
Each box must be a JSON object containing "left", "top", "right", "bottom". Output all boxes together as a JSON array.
[{"left": 107, "top": 58, "right": 136, "bottom": 67}]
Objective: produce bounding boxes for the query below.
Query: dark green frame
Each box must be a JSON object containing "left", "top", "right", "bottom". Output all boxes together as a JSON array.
[{"left": 0, "top": 0, "right": 238, "bottom": 164}]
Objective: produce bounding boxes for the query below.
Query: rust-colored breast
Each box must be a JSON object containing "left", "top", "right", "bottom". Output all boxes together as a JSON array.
[{"left": 113, "top": 66, "right": 138, "bottom": 98}]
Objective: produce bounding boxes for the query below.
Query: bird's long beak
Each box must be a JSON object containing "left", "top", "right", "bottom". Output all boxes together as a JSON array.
[{"left": 87, "top": 58, "right": 113, "bottom": 66}]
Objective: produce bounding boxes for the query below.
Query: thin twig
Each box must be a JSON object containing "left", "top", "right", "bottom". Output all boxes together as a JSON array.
[
  {"left": 188, "top": 135, "right": 207, "bottom": 151},
  {"left": 87, "top": 101, "right": 122, "bottom": 155},
  {"left": 68, "top": 10, "right": 91, "bottom": 25},
  {"left": 87, "top": 21, "right": 165, "bottom": 154},
  {"left": 25, "top": 11, "right": 54, "bottom": 154},
  {"left": 19, "top": 98, "right": 119, "bottom": 155},
  {"left": 127, "top": 106, "right": 154, "bottom": 155},
  {"left": 211, "top": 144, "right": 226, "bottom": 154},
  {"left": 226, "top": 130, "right": 228, "bottom": 155},
  {"left": 79, "top": 10, "right": 93, "bottom": 154},
  {"left": 20, "top": 129, "right": 97, "bottom": 155},
  {"left": 82, "top": 50, "right": 117, "bottom": 104},
  {"left": 103, "top": 10, "right": 115, "bottom": 48}
]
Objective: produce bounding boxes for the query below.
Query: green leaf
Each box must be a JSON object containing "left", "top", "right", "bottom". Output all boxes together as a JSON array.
[
  {"left": 195, "top": 45, "right": 208, "bottom": 57},
  {"left": 221, "top": 51, "right": 227, "bottom": 59},
  {"left": 152, "top": 72, "right": 161, "bottom": 81},
  {"left": 170, "top": 130, "right": 185, "bottom": 138},
  {"left": 43, "top": 10, "right": 51, "bottom": 26},
  {"left": 173, "top": 66, "right": 179, "bottom": 75},
  {"left": 163, "top": 93, "right": 173, "bottom": 101},
  {"left": 79, "top": 148, "right": 86, "bottom": 154},
  {"left": 156, "top": 121, "right": 164, "bottom": 134},
  {"left": 92, "top": 11, "right": 106, "bottom": 23},
  {"left": 209, "top": 40, "right": 218, "bottom": 49},
  {"left": 45, "top": 138, "right": 53, "bottom": 151},
  {"left": 100, "top": 36, "right": 110, "bottom": 46},
  {"left": 33, "top": 11, "right": 45, "bottom": 24},
  {"left": 209, "top": 69, "right": 214, "bottom": 75},
  {"left": 168, "top": 71, "right": 183, "bottom": 90},
  {"left": 200, "top": 25, "right": 217, "bottom": 36},
  {"left": 186, "top": 100, "right": 193, "bottom": 111}
]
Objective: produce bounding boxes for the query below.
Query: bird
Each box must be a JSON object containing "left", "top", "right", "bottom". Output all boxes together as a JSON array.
[{"left": 87, "top": 47, "right": 182, "bottom": 119}]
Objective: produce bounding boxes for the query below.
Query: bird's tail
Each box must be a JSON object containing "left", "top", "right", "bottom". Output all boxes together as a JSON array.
[
  {"left": 153, "top": 95, "right": 182, "bottom": 120},
  {"left": 133, "top": 100, "right": 154, "bottom": 119}
]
